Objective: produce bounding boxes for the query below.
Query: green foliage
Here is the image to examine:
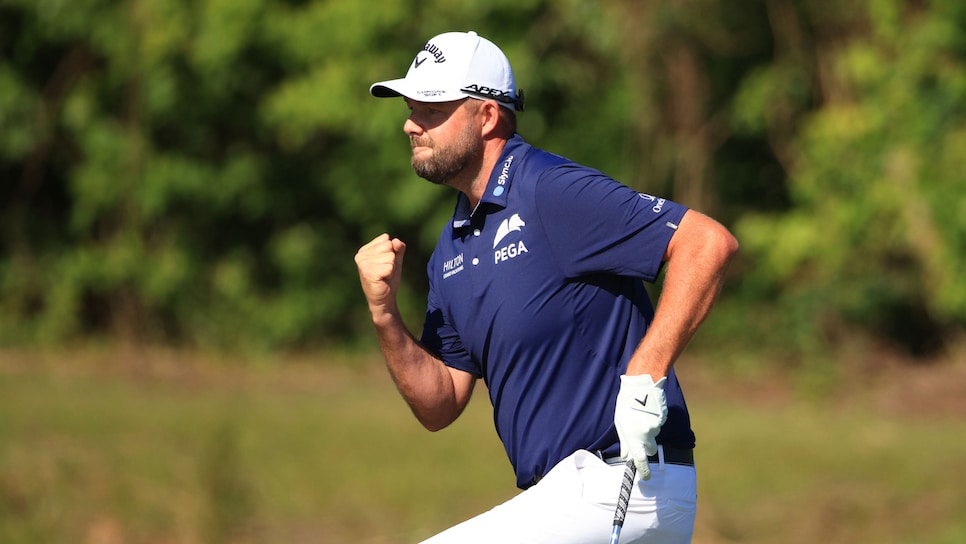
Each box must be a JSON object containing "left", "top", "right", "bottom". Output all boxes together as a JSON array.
[
  {"left": 734, "top": 0, "right": 966, "bottom": 357},
  {"left": 0, "top": 0, "right": 963, "bottom": 359}
]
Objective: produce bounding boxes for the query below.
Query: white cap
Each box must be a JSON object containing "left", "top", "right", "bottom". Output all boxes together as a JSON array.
[{"left": 370, "top": 31, "right": 524, "bottom": 111}]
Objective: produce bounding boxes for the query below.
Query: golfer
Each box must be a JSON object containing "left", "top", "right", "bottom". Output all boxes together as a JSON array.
[{"left": 355, "top": 31, "right": 738, "bottom": 543}]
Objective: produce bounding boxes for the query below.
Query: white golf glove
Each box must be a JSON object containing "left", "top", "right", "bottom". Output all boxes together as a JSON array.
[{"left": 614, "top": 374, "right": 668, "bottom": 480}]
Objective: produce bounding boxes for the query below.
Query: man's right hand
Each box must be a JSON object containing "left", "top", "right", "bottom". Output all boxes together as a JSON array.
[
  {"left": 354, "top": 234, "right": 472, "bottom": 431},
  {"left": 355, "top": 233, "right": 407, "bottom": 319}
]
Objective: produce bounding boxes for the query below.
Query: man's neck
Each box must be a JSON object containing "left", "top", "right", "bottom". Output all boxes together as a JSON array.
[{"left": 461, "top": 137, "right": 508, "bottom": 208}]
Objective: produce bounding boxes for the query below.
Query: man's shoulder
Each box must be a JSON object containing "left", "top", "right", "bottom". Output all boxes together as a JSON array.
[
  {"left": 513, "top": 137, "right": 570, "bottom": 170},
  {"left": 507, "top": 137, "right": 578, "bottom": 185}
]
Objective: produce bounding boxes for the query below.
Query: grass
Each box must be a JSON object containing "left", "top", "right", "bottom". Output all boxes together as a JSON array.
[
  {"left": 0, "top": 347, "right": 964, "bottom": 543},
  {"left": 691, "top": 397, "right": 966, "bottom": 543}
]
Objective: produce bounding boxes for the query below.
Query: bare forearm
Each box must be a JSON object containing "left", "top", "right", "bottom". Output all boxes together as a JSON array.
[
  {"left": 372, "top": 312, "right": 470, "bottom": 431},
  {"left": 355, "top": 234, "right": 471, "bottom": 430},
  {"left": 626, "top": 211, "right": 738, "bottom": 377}
]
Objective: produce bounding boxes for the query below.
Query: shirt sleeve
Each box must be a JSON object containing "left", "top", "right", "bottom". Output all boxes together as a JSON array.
[
  {"left": 419, "top": 259, "right": 482, "bottom": 377},
  {"left": 535, "top": 163, "right": 688, "bottom": 282}
]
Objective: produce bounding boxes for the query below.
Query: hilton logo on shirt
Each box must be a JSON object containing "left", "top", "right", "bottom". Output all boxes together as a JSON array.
[
  {"left": 443, "top": 253, "right": 464, "bottom": 279},
  {"left": 493, "top": 214, "right": 529, "bottom": 264}
]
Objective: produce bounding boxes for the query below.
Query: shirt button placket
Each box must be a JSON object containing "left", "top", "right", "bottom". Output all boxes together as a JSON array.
[{"left": 472, "top": 229, "right": 481, "bottom": 265}]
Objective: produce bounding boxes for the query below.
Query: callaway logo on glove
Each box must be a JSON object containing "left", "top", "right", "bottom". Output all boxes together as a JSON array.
[{"left": 614, "top": 374, "right": 668, "bottom": 480}]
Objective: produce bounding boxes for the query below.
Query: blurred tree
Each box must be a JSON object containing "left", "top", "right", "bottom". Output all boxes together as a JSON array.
[
  {"left": 734, "top": 0, "right": 966, "bottom": 358},
  {"left": 0, "top": 0, "right": 422, "bottom": 350},
  {"left": 0, "top": 0, "right": 962, "bottom": 362}
]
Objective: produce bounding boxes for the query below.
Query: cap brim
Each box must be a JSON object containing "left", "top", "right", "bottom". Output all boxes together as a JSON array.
[
  {"left": 369, "top": 79, "right": 469, "bottom": 103},
  {"left": 369, "top": 79, "right": 406, "bottom": 98}
]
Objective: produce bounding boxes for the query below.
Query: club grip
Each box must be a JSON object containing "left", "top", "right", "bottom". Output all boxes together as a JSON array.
[{"left": 613, "top": 459, "right": 637, "bottom": 527}]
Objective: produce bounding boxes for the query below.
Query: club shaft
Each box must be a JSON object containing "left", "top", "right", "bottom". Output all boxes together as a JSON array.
[{"left": 609, "top": 525, "right": 622, "bottom": 544}]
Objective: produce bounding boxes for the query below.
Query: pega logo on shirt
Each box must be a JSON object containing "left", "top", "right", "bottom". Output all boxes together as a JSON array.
[
  {"left": 493, "top": 214, "right": 525, "bottom": 248},
  {"left": 493, "top": 214, "right": 529, "bottom": 264},
  {"left": 495, "top": 241, "right": 528, "bottom": 264}
]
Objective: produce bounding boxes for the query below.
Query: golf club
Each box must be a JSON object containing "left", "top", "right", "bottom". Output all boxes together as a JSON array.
[{"left": 609, "top": 459, "right": 636, "bottom": 544}]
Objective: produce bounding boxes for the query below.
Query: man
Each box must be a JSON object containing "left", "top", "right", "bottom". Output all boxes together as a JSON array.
[{"left": 355, "top": 31, "right": 738, "bottom": 543}]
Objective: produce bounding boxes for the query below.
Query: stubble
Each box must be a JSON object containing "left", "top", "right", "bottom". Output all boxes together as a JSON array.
[{"left": 410, "top": 119, "right": 483, "bottom": 186}]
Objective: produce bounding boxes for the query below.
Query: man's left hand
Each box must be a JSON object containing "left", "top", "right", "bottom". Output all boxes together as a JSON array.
[{"left": 614, "top": 374, "right": 668, "bottom": 480}]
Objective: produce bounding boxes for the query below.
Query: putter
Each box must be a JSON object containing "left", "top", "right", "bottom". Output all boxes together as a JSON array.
[{"left": 609, "top": 459, "right": 636, "bottom": 544}]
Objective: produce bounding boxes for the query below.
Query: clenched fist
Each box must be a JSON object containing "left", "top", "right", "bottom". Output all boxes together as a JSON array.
[{"left": 355, "top": 234, "right": 407, "bottom": 320}]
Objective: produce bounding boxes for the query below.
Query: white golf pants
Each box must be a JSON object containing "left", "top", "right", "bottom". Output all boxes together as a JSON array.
[{"left": 419, "top": 448, "right": 697, "bottom": 544}]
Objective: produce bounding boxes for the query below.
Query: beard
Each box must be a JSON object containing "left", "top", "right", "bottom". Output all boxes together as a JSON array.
[{"left": 410, "top": 121, "right": 483, "bottom": 185}]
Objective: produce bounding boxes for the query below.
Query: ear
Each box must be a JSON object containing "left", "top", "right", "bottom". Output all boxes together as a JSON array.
[{"left": 479, "top": 100, "right": 504, "bottom": 138}]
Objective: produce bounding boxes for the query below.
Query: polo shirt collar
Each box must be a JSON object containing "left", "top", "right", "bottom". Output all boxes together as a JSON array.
[{"left": 452, "top": 134, "right": 530, "bottom": 229}]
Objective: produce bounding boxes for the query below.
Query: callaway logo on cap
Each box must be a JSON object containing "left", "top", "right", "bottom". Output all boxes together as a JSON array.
[{"left": 370, "top": 31, "right": 525, "bottom": 111}]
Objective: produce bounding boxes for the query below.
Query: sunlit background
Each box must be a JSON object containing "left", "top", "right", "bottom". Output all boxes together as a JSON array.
[{"left": 1, "top": 1, "right": 964, "bottom": 542}]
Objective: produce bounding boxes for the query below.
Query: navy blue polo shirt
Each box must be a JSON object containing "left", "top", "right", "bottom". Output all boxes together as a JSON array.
[{"left": 420, "top": 134, "right": 694, "bottom": 489}]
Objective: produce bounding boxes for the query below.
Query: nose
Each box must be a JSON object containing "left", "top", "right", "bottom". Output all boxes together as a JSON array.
[{"left": 404, "top": 116, "right": 422, "bottom": 137}]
